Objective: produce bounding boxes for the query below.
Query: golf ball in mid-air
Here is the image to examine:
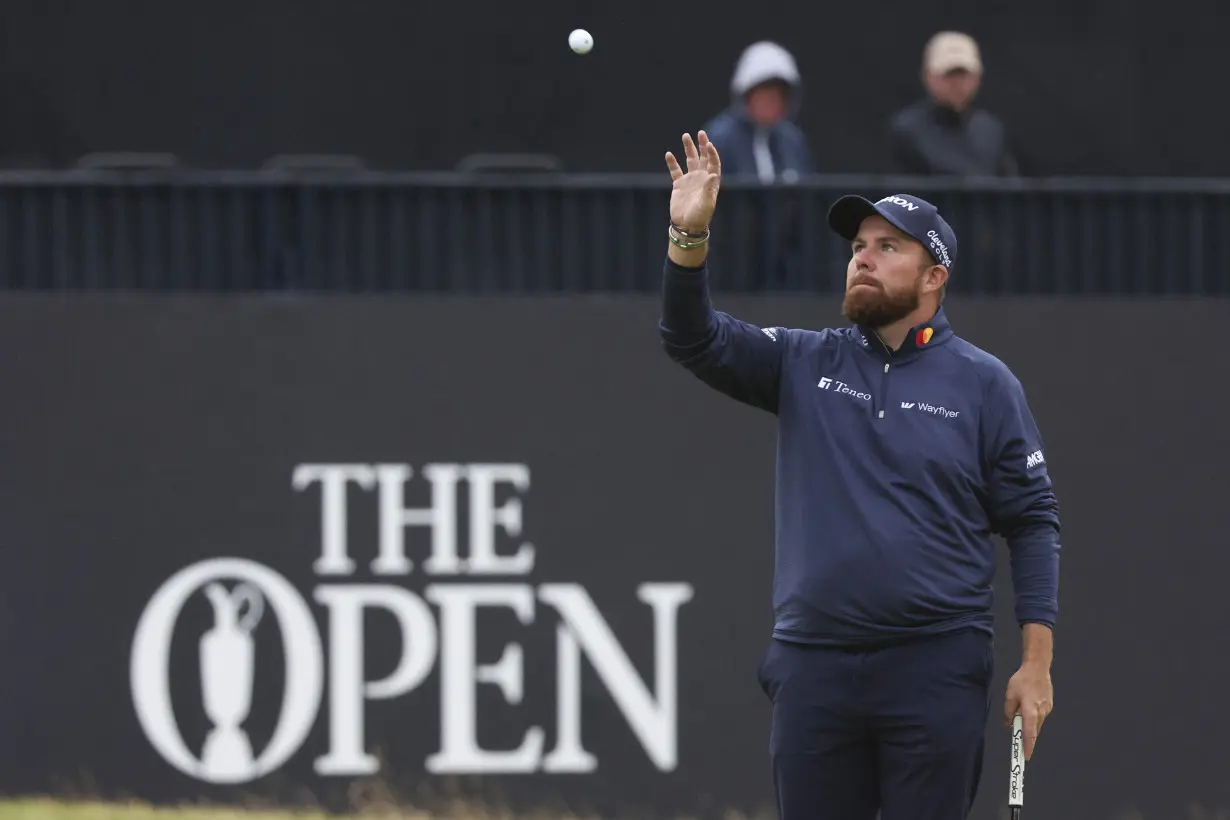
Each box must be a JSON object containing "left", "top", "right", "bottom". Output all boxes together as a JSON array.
[{"left": 569, "top": 29, "right": 593, "bottom": 54}]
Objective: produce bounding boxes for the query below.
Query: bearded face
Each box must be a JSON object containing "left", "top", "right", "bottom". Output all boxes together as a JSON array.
[
  {"left": 842, "top": 267, "right": 926, "bottom": 327},
  {"left": 841, "top": 215, "right": 942, "bottom": 328}
]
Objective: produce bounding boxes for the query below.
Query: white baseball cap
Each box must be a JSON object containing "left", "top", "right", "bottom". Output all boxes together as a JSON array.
[{"left": 923, "top": 31, "right": 983, "bottom": 74}]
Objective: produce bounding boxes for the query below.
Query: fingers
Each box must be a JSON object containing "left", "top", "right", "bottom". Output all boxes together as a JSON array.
[
  {"left": 699, "top": 129, "right": 721, "bottom": 176},
  {"left": 665, "top": 151, "right": 683, "bottom": 182},
  {"left": 1003, "top": 693, "right": 1020, "bottom": 728},
  {"left": 682, "top": 132, "right": 702, "bottom": 171},
  {"left": 1021, "top": 704, "right": 1042, "bottom": 760},
  {"left": 668, "top": 131, "right": 720, "bottom": 179},
  {"left": 1020, "top": 701, "right": 1053, "bottom": 760}
]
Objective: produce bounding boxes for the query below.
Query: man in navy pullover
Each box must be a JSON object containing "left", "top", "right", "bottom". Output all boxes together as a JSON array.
[{"left": 659, "top": 131, "right": 1059, "bottom": 820}]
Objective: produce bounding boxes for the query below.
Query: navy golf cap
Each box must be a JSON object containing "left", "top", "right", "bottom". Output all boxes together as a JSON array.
[{"left": 827, "top": 193, "right": 958, "bottom": 272}]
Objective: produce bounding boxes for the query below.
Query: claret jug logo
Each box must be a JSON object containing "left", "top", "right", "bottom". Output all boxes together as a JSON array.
[{"left": 130, "top": 463, "right": 695, "bottom": 785}]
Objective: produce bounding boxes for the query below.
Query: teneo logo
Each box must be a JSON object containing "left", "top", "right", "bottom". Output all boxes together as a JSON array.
[
  {"left": 902, "top": 401, "right": 960, "bottom": 419},
  {"left": 818, "top": 377, "right": 871, "bottom": 402},
  {"left": 877, "top": 195, "right": 919, "bottom": 211},
  {"left": 1026, "top": 449, "right": 1046, "bottom": 469},
  {"left": 926, "top": 229, "right": 953, "bottom": 268},
  {"left": 131, "top": 463, "right": 694, "bottom": 785}
]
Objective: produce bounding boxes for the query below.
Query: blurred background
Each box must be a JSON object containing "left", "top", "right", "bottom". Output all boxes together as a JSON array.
[{"left": 0, "top": 1, "right": 1225, "bottom": 819}]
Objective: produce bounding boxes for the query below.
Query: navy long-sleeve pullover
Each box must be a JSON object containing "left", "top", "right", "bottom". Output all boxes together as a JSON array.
[{"left": 659, "top": 258, "right": 1061, "bottom": 646}]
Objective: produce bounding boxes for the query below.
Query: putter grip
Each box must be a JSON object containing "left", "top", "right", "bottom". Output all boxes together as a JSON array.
[{"left": 1008, "top": 714, "right": 1025, "bottom": 809}]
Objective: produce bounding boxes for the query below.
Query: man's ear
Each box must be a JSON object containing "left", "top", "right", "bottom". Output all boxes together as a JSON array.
[{"left": 927, "top": 264, "right": 949, "bottom": 298}]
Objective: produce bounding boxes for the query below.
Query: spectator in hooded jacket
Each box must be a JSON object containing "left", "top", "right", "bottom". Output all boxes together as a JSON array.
[
  {"left": 702, "top": 41, "right": 815, "bottom": 183},
  {"left": 698, "top": 42, "right": 814, "bottom": 289},
  {"left": 887, "top": 31, "right": 1019, "bottom": 177}
]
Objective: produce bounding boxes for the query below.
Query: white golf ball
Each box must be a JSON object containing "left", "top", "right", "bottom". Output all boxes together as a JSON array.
[{"left": 569, "top": 29, "right": 593, "bottom": 55}]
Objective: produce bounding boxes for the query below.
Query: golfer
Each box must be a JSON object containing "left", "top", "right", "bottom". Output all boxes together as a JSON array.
[{"left": 658, "top": 131, "right": 1059, "bottom": 820}]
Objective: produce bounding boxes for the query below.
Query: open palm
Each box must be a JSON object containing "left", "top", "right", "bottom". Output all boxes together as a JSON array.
[{"left": 665, "top": 131, "right": 722, "bottom": 233}]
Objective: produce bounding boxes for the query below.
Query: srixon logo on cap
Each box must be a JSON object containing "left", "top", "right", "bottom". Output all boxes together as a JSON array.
[{"left": 877, "top": 195, "right": 919, "bottom": 211}]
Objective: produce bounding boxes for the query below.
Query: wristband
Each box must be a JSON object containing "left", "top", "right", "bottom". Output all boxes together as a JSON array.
[
  {"left": 670, "top": 222, "right": 709, "bottom": 238},
  {"left": 668, "top": 223, "right": 710, "bottom": 249}
]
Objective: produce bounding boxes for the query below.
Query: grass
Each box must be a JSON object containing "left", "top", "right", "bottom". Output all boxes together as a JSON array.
[
  {"left": 0, "top": 798, "right": 778, "bottom": 820},
  {"left": 0, "top": 801, "right": 337, "bottom": 820},
  {"left": 6, "top": 799, "right": 1230, "bottom": 820},
  {"left": 0, "top": 799, "right": 568, "bottom": 820}
]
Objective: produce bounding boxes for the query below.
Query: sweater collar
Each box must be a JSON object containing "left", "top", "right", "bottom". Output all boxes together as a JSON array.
[{"left": 854, "top": 307, "right": 953, "bottom": 360}]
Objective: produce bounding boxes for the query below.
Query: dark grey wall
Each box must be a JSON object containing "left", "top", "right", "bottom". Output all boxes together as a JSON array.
[
  {"left": 0, "top": 294, "right": 1227, "bottom": 819},
  {"left": 0, "top": 0, "right": 1217, "bottom": 175}
]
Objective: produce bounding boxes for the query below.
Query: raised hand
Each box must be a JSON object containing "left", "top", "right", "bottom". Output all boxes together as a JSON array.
[{"left": 665, "top": 131, "right": 722, "bottom": 234}]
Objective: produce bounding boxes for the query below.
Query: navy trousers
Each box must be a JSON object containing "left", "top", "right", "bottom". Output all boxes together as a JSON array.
[{"left": 756, "top": 627, "right": 994, "bottom": 820}]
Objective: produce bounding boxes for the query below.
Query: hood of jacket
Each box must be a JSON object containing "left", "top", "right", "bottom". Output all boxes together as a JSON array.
[{"left": 728, "top": 41, "right": 804, "bottom": 121}]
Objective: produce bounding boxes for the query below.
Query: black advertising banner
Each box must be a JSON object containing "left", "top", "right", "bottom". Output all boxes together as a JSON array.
[{"left": 0, "top": 294, "right": 1228, "bottom": 819}]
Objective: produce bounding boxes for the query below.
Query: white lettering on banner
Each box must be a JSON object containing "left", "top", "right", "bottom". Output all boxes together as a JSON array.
[
  {"left": 538, "top": 584, "right": 693, "bottom": 773},
  {"left": 374, "top": 463, "right": 465, "bottom": 575},
  {"left": 131, "top": 558, "right": 325, "bottom": 784},
  {"left": 878, "top": 195, "right": 919, "bottom": 211},
  {"left": 291, "top": 464, "right": 375, "bottom": 576},
  {"left": 312, "top": 585, "right": 439, "bottom": 775},
  {"left": 130, "top": 463, "right": 695, "bottom": 785},
  {"left": 424, "top": 584, "right": 542, "bottom": 774},
  {"left": 293, "top": 463, "right": 536, "bottom": 577}
]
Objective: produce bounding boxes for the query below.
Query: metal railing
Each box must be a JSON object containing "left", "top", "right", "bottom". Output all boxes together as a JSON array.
[{"left": 0, "top": 170, "right": 1227, "bottom": 294}]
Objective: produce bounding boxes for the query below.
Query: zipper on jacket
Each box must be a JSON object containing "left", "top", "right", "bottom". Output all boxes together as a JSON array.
[
  {"left": 876, "top": 361, "right": 891, "bottom": 419},
  {"left": 862, "top": 330, "right": 895, "bottom": 420}
]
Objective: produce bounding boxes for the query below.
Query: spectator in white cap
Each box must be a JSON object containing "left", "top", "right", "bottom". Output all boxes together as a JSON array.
[
  {"left": 702, "top": 41, "right": 815, "bottom": 184},
  {"left": 886, "top": 31, "right": 1019, "bottom": 176}
]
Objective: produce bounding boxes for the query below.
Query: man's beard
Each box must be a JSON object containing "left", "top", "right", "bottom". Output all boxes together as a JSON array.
[{"left": 842, "top": 276, "right": 922, "bottom": 327}]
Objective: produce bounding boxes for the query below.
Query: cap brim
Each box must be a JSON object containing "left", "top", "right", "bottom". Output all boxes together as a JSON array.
[
  {"left": 929, "top": 57, "right": 980, "bottom": 74},
  {"left": 827, "top": 195, "right": 913, "bottom": 242}
]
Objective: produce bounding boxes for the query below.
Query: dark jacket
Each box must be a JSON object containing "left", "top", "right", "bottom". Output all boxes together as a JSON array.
[
  {"left": 888, "top": 98, "right": 1019, "bottom": 176},
  {"left": 703, "top": 103, "right": 814, "bottom": 182},
  {"left": 658, "top": 258, "right": 1060, "bottom": 646}
]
